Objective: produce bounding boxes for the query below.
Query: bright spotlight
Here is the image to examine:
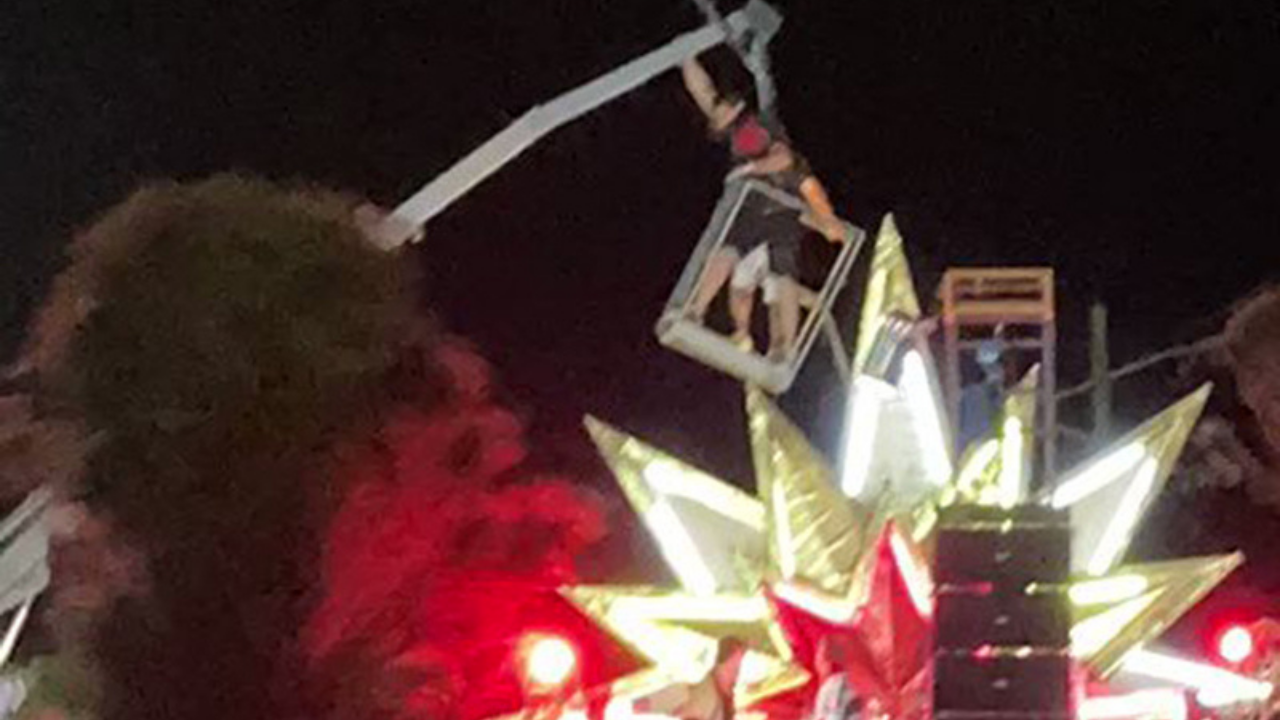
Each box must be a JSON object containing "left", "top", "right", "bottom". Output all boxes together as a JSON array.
[
  {"left": 1218, "top": 625, "right": 1255, "bottom": 665},
  {"left": 521, "top": 634, "right": 579, "bottom": 689}
]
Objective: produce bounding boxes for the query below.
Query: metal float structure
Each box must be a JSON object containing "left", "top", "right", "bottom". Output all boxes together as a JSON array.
[{"left": 379, "top": 1, "right": 867, "bottom": 393}]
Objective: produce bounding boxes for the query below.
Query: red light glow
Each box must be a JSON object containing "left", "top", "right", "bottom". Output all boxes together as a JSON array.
[
  {"left": 522, "top": 634, "right": 579, "bottom": 689},
  {"left": 1217, "top": 625, "right": 1254, "bottom": 664}
]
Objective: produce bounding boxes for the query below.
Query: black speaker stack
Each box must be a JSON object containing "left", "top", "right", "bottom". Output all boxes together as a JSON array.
[{"left": 932, "top": 504, "right": 1074, "bottom": 720}]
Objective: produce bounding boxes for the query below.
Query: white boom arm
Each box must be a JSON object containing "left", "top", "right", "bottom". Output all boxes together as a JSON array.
[
  {"left": 0, "top": 488, "right": 51, "bottom": 617},
  {"left": 381, "top": 4, "right": 780, "bottom": 249}
]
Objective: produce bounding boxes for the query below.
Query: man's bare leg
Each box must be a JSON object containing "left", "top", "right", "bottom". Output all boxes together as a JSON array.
[
  {"left": 728, "top": 287, "right": 755, "bottom": 350},
  {"left": 688, "top": 247, "right": 739, "bottom": 320},
  {"left": 768, "top": 275, "right": 800, "bottom": 361}
]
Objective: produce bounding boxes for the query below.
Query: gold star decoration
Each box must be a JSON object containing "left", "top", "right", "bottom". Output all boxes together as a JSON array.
[{"left": 552, "top": 215, "right": 1245, "bottom": 719}]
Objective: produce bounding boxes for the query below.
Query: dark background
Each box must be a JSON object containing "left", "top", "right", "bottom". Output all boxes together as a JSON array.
[{"left": 4, "top": 0, "right": 1279, "bottom": 620}]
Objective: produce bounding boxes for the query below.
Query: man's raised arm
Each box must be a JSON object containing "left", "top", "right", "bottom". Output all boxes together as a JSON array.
[{"left": 681, "top": 57, "right": 722, "bottom": 120}]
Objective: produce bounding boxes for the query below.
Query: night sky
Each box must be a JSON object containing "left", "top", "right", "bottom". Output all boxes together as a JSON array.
[{"left": 4, "top": 1, "right": 1280, "bottom": 600}]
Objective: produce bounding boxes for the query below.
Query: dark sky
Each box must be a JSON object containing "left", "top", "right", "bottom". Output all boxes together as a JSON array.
[{"left": 4, "top": 0, "right": 1280, "bottom": 594}]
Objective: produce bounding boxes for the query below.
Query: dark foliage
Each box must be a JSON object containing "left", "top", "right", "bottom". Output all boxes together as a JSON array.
[
  {"left": 304, "top": 345, "right": 624, "bottom": 720},
  {"left": 1226, "top": 287, "right": 1280, "bottom": 460},
  {"left": 27, "top": 175, "right": 417, "bottom": 720}
]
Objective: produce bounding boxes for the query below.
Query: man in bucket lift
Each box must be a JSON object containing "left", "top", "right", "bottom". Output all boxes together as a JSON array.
[{"left": 680, "top": 55, "right": 848, "bottom": 363}]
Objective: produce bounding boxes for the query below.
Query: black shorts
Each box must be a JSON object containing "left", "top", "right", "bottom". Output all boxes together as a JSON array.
[{"left": 722, "top": 189, "right": 805, "bottom": 278}]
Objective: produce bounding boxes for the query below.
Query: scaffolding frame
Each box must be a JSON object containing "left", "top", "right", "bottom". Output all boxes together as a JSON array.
[{"left": 940, "top": 268, "right": 1058, "bottom": 480}]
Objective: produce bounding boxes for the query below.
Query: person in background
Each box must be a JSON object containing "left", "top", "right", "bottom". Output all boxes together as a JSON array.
[
  {"left": 679, "top": 56, "right": 847, "bottom": 362},
  {"left": 810, "top": 637, "right": 863, "bottom": 720},
  {"left": 958, "top": 331, "right": 1009, "bottom": 451}
]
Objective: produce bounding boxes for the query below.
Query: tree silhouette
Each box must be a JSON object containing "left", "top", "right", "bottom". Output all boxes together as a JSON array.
[
  {"left": 20, "top": 175, "right": 414, "bottom": 720},
  {"left": 1226, "top": 287, "right": 1280, "bottom": 461}
]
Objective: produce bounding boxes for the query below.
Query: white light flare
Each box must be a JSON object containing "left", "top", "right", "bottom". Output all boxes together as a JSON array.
[
  {"left": 1088, "top": 456, "right": 1160, "bottom": 576},
  {"left": 1122, "top": 649, "right": 1273, "bottom": 707},
  {"left": 642, "top": 461, "right": 764, "bottom": 529},
  {"left": 1218, "top": 626, "right": 1255, "bottom": 665},
  {"left": 998, "top": 416, "right": 1025, "bottom": 508},
  {"left": 522, "top": 634, "right": 578, "bottom": 688},
  {"left": 645, "top": 500, "right": 718, "bottom": 596},
  {"left": 1070, "top": 595, "right": 1154, "bottom": 658},
  {"left": 1050, "top": 442, "right": 1147, "bottom": 509},
  {"left": 772, "top": 582, "right": 857, "bottom": 625},
  {"left": 889, "top": 527, "right": 933, "bottom": 618},
  {"left": 839, "top": 376, "right": 895, "bottom": 498},
  {"left": 736, "top": 649, "right": 777, "bottom": 689},
  {"left": 899, "top": 350, "right": 953, "bottom": 486},
  {"left": 1068, "top": 575, "right": 1150, "bottom": 606},
  {"left": 1079, "top": 689, "right": 1188, "bottom": 720}
]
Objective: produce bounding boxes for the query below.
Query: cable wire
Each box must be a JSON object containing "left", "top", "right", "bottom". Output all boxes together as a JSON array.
[{"left": 1056, "top": 335, "right": 1224, "bottom": 400}]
